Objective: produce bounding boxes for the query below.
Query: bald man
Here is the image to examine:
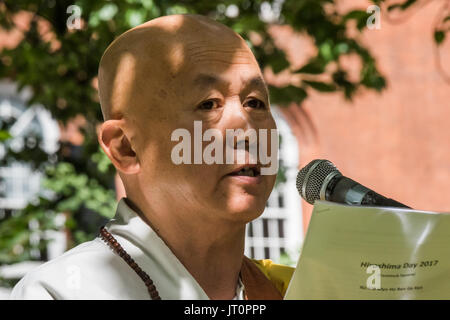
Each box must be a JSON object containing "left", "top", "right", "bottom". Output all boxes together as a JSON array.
[{"left": 11, "top": 14, "right": 294, "bottom": 300}]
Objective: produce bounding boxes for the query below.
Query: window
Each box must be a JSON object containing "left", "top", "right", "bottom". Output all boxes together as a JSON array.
[{"left": 0, "top": 81, "right": 59, "bottom": 210}]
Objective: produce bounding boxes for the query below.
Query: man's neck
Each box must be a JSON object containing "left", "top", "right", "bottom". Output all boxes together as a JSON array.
[
  {"left": 171, "top": 233, "right": 245, "bottom": 300},
  {"left": 124, "top": 197, "right": 246, "bottom": 300}
]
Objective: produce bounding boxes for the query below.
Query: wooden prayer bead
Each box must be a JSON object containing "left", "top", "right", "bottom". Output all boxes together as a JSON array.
[{"left": 99, "top": 226, "right": 161, "bottom": 300}]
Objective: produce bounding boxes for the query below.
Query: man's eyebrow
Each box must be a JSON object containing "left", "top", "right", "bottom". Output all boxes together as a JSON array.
[
  {"left": 193, "top": 73, "right": 268, "bottom": 93},
  {"left": 246, "top": 76, "right": 268, "bottom": 93},
  {"left": 193, "top": 73, "right": 222, "bottom": 88}
]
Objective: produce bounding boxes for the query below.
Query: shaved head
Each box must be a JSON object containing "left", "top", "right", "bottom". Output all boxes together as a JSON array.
[{"left": 98, "top": 14, "right": 255, "bottom": 120}]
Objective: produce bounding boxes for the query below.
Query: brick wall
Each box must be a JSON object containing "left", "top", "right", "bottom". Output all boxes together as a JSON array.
[{"left": 274, "top": 0, "right": 450, "bottom": 231}]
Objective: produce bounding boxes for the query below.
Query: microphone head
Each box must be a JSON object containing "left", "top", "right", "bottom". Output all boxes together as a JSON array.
[{"left": 296, "top": 159, "right": 341, "bottom": 205}]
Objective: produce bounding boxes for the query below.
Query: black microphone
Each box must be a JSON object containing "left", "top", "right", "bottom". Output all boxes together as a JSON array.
[{"left": 296, "top": 159, "right": 410, "bottom": 208}]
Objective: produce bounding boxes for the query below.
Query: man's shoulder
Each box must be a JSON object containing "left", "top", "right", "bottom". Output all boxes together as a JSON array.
[
  {"left": 24, "top": 238, "right": 111, "bottom": 274},
  {"left": 10, "top": 238, "right": 120, "bottom": 299},
  {"left": 250, "top": 258, "right": 295, "bottom": 297}
]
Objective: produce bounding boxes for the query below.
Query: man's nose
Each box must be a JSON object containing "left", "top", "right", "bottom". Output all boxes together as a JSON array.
[
  {"left": 221, "top": 97, "right": 256, "bottom": 132},
  {"left": 220, "top": 98, "right": 259, "bottom": 158}
]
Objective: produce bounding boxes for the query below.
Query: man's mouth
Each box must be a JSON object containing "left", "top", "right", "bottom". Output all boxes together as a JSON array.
[{"left": 228, "top": 165, "right": 261, "bottom": 177}]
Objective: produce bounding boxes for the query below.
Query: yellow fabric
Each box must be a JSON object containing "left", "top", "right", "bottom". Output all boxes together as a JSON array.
[{"left": 250, "top": 259, "right": 295, "bottom": 298}]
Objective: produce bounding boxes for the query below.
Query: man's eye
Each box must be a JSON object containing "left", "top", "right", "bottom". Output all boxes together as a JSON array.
[
  {"left": 245, "top": 99, "right": 266, "bottom": 109},
  {"left": 197, "top": 100, "right": 218, "bottom": 110}
]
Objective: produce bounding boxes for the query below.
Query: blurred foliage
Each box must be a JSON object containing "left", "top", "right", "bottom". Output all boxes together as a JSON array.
[
  {"left": 0, "top": 129, "right": 11, "bottom": 141},
  {"left": 0, "top": 0, "right": 444, "bottom": 268},
  {"left": 375, "top": 0, "right": 450, "bottom": 47},
  {"left": 0, "top": 0, "right": 392, "bottom": 123},
  {"left": 279, "top": 249, "right": 298, "bottom": 267},
  {"left": 43, "top": 160, "right": 116, "bottom": 219},
  {"left": 0, "top": 198, "right": 57, "bottom": 264},
  {"left": 0, "top": 145, "right": 115, "bottom": 265}
]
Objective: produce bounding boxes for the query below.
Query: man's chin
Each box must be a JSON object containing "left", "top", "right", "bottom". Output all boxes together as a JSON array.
[{"left": 223, "top": 198, "right": 266, "bottom": 223}]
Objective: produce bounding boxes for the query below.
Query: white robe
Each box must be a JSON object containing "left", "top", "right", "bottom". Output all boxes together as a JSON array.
[{"left": 10, "top": 199, "right": 244, "bottom": 300}]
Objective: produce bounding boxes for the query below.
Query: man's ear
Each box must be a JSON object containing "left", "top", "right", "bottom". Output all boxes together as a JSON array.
[{"left": 98, "top": 120, "right": 140, "bottom": 175}]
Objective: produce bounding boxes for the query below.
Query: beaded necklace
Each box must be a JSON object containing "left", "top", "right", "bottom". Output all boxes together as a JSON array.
[{"left": 99, "top": 226, "right": 161, "bottom": 300}]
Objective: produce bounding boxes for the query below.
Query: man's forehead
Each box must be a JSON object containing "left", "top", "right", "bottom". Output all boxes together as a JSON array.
[
  {"left": 99, "top": 14, "right": 264, "bottom": 120},
  {"left": 192, "top": 73, "right": 268, "bottom": 92}
]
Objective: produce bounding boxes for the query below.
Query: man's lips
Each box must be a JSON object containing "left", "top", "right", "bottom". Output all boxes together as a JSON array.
[
  {"left": 225, "top": 164, "right": 262, "bottom": 185},
  {"left": 227, "top": 164, "right": 261, "bottom": 177}
]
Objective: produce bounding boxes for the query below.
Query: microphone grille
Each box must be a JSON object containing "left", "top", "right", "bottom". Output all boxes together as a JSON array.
[{"left": 296, "top": 159, "right": 340, "bottom": 204}]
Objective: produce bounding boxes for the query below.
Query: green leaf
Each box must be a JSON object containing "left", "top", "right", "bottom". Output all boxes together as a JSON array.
[
  {"left": 319, "top": 42, "right": 334, "bottom": 62},
  {"left": 303, "top": 80, "right": 336, "bottom": 92},
  {"left": 269, "top": 85, "right": 307, "bottom": 106},
  {"left": 295, "top": 59, "right": 325, "bottom": 74},
  {"left": 434, "top": 30, "right": 446, "bottom": 45},
  {"left": 126, "top": 9, "right": 146, "bottom": 27},
  {"left": 388, "top": 0, "right": 417, "bottom": 11},
  {"left": 335, "top": 43, "right": 349, "bottom": 55},
  {"left": 343, "top": 9, "right": 370, "bottom": 29},
  {"left": 387, "top": 4, "right": 402, "bottom": 11},
  {"left": 401, "top": 0, "right": 417, "bottom": 10},
  {"left": 98, "top": 3, "right": 119, "bottom": 21},
  {"left": 268, "top": 48, "right": 290, "bottom": 74},
  {"left": 0, "top": 130, "right": 12, "bottom": 142},
  {"left": 343, "top": 10, "right": 368, "bottom": 22}
]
